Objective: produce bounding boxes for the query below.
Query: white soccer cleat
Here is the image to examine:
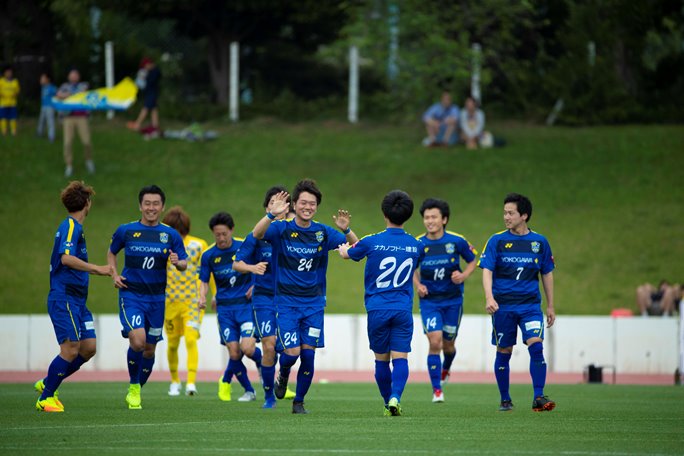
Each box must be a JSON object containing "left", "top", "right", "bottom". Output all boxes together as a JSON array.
[
  {"left": 85, "top": 159, "right": 95, "bottom": 174},
  {"left": 185, "top": 383, "right": 198, "bottom": 396},
  {"left": 168, "top": 382, "right": 181, "bottom": 396},
  {"left": 237, "top": 391, "right": 256, "bottom": 402},
  {"left": 64, "top": 165, "right": 73, "bottom": 178},
  {"left": 432, "top": 388, "right": 445, "bottom": 403}
]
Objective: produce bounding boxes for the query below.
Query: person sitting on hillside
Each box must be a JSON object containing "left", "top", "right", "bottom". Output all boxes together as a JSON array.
[
  {"left": 422, "top": 91, "right": 459, "bottom": 147},
  {"left": 636, "top": 280, "right": 681, "bottom": 317},
  {"left": 460, "top": 96, "right": 486, "bottom": 149}
]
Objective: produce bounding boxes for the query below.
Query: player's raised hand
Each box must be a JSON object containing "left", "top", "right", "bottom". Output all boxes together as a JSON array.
[
  {"left": 485, "top": 297, "right": 499, "bottom": 315},
  {"left": 113, "top": 273, "right": 127, "bottom": 289},
  {"left": 333, "top": 209, "right": 351, "bottom": 231},
  {"left": 269, "top": 191, "right": 291, "bottom": 217},
  {"left": 253, "top": 262, "right": 268, "bottom": 275},
  {"left": 546, "top": 307, "right": 556, "bottom": 328},
  {"left": 417, "top": 283, "right": 429, "bottom": 298},
  {"left": 169, "top": 250, "right": 179, "bottom": 265}
]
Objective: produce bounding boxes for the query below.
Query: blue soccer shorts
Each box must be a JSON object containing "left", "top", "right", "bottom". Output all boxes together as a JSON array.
[
  {"left": 0, "top": 106, "right": 18, "bottom": 120},
  {"left": 48, "top": 299, "right": 96, "bottom": 344},
  {"left": 217, "top": 305, "right": 255, "bottom": 345},
  {"left": 366, "top": 309, "right": 413, "bottom": 354},
  {"left": 276, "top": 306, "right": 325, "bottom": 350},
  {"left": 119, "top": 297, "right": 165, "bottom": 344},
  {"left": 491, "top": 307, "right": 545, "bottom": 348},
  {"left": 254, "top": 308, "right": 277, "bottom": 339},
  {"left": 420, "top": 301, "right": 463, "bottom": 341}
]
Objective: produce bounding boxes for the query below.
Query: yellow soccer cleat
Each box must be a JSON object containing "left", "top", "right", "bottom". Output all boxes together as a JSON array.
[
  {"left": 36, "top": 396, "right": 64, "bottom": 413},
  {"left": 284, "top": 387, "right": 296, "bottom": 400},
  {"left": 34, "top": 378, "right": 63, "bottom": 409},
  {"left": 126, "top": 384, "right": 142, "bottom": 409},
  {"left": 388, "top": 397, "right": 403, "bottom": 416},
  {"left": 218, "top": 378, "right": 232, "bottom": 402}
]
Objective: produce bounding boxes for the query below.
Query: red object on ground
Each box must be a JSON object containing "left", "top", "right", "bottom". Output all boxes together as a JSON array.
[{"left": 610, "top": 308, "right": 634, "bottom": 317}]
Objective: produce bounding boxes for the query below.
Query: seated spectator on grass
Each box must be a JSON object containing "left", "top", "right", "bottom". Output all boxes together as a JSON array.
[
  {"left": 636, "top": 281, "right": 681, "bottom": 317},
  {"left": 460, "top": 96, "right": 486, "bottom": 150},
  {"left": 422, "top": 91, "right": 459, "bottom": 147}
]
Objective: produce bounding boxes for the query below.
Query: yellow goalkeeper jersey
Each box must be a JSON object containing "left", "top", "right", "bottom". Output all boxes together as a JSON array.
[
  {"left": 166, "top": 234, "right": 209, "bottom": 302},
  {"left": 0, "top": 77, "right": 20, "bottom": 107}
]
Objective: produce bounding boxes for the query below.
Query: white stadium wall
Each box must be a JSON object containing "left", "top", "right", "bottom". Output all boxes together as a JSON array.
[{"left": 0, "top": 314, "right": 679, "bottom": 375}]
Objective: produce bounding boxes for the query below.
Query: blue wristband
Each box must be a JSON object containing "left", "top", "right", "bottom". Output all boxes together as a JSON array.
[
  {"left": 343, "top": 227, "right": 351, "bottom": 235},
  {"left": 266, "top": 212, "right": 276, "bottom": 220}
]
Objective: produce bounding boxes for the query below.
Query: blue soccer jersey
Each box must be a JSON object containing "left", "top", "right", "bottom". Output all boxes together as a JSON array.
[
  {"left": 234, "top": 232, "right": 275, "bottom": 310},
  {"left": 109, "top": 221, "right": 188, "bottom": 303},
  {"left": 478, "top": 230, "right": 555, "bottom": 309},
  {"left": 200, "top": 239, "right": 252, "bottom": 306},
  {"left": 347, "top": 228, "right": 425, "bottom": 312},
  {"left": 417, "top": 231, "right": 477, "bottom": 307},
  {"left": 48, "top": 216, "right": 89, "bottom": 302},
  {"left": 264, "top": 219, "right": 346, "bottom": 308}
]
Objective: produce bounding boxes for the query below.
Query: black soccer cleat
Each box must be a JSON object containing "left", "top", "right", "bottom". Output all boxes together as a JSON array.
[
  {"left": 274, "top": 373, "right": 289, "bottom": 400},
  {"left": 499, "top": 400, "right": 514, "bottom": 412},
  {"left": 292, "top": 400, "right": 309, "bottom": 414},
  {"left": 532, "top": 396, "right": 556, "bottom": 412}
]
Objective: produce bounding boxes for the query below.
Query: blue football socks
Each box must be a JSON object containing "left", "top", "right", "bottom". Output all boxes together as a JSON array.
[
  {"left": 442, "top": 350, "right": 456, "bottom": 372},
  {"left": 233, "top": 359, "right": 254, "bottom": 393},
  {"left": 278, "top": 352, "right": 299, "bottom": 379},
  {"left": 250, "top": 347, "right": 263, "bottom": 368},
  {"left": 528, "top": 342, "right": 547, "bottom": 398},
  {"left": 139, "top": 356, "right": 155, "bottom": 386},
  {"left": 40, "top": 355, "right": 70, "bottom": 400},
  {"left": 374, "top": 360, "right": 392, "bottom": 404},
  {"left": 262, "top": 364, "right": 276, "bottom": 399},
  {"left": 495, "top": 351, "right": 512, "bottom": 401},
  {"left": 127, "top": 348, "right": 144, "bottom": 384},
  {"left": 294, "top": 349, "right": 315, "bottom": 402},
  {"left": 65, "top": 354, "right": 87, "bottom": 378},
  {"left": 427, "top": 354, "right": 442, "bottom": 390},
  {"left": 390, "top": 358, "right": 409, "bottom": 401}
]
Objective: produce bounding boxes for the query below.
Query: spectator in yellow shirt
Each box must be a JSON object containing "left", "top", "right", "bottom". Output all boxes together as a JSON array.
[
  {"left": 0, "top": 66, "right": 20, "bottom": 136},
  {"left": 162, "top": 207, "right": 212, "bottom": 396}
]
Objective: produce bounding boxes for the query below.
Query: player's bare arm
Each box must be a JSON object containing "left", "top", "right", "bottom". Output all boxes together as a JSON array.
[
  {"left": 482, "top": 268, "right": 498, "bottom": 314},
  {"left": 338, "top": 242, "right": 351, "bottom": 259},
  {"left": 198, "top": 281, "right": 209, "bottom": 310},
  {"left": 451, "top": 259, "right": 477, "bottom": 285},
  {"left": 413, "top": 268, "right": 428, "bottom": 298},
  {"left": 233, "top": 260, "right": 268, "bottom": 275},
  {"left": 107, "top": 250, "right": 127, "bottom": 288},
  {"left": 169, "top": 250, "right": 187, "bottom": 271},
  {"left": 254, "top": 191, "right": 290, "bottom": 239},
  {"left": 61, "top": 254, "right": 113, "bottom": 276},
  {"left": 542, "top": 271, "right": 555, "bottom": 327}
]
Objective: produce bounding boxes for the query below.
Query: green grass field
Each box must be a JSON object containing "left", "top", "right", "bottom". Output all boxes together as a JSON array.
[
  {"left": 0, "top": 118, "right": 683, "bottom": 314},
  {"left": 2, "top": 382, "right": 683, "bottom": 455}
]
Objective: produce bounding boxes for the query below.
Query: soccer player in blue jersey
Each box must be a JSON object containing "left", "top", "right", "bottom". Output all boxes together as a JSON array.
[
  {"left": 413, "top": 198, "right": 477, "bottom": 402},
  {"left": 479, "top": 193, "right": 556, "bottom": 412},
  {"left": 253, "top": 179, "right": 357, "bottom": 414},
  {"left": 199, "top": 212, "right": 263, "bottom": 403},
  {"left": 35, "top": 181, "right": 113, "bottom": 412},
  {"left": 234, "top": 185, "right": 296, "bottom": 408},
  {"left": 339, "top": 190, "right": 424, "bottom": 416},
  {"left": 107, "top": 185, "right": 188, "bottom": 410}
]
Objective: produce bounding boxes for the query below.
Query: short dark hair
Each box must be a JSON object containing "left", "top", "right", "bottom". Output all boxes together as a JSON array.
[
  {"left": 3, "top": 65, "right": 13, "bottom": 74},
  {"left": 209, "top": 212, "right": 234, "bottom": 230},
  {"left": 41, "top": 72, "right": 52, "bottom": 81},
  {"left": 419, "top": 198, "right": 450, "bottom": 226},
  {"left": 292, "top": 179, "right": 322, "bottom": 205},
  {"left": 138, "top": 184, "right": 166, "bottom": 205},
  {"left": 263, "top": 185, "right": 290, "bottom": 208},
  {"left": 61, "top": 181, "right": 95, "bottom": 213},
  {"left": 504, "top": 193, "right": 533, "bottom": 222},
  {"left": 381, "top": 190, "right": 414, "bottom": 226},
  {"left": 163, "top": 206, "right": 191, "bottom": 237}
]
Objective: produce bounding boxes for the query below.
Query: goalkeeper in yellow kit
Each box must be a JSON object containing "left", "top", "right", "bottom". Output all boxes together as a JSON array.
[{"left": 163, "top": 207, "right": 212, "bottom": 396}]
